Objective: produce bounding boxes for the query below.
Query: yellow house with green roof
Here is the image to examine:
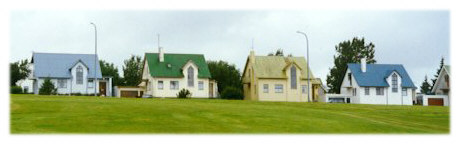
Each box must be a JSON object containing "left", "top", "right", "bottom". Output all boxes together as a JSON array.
[
  {"left": 139, "top": 48, "right": 218, "bottom": 98},
  {"left": 242, "top": 50, "right": 324, "bottom": 102}
]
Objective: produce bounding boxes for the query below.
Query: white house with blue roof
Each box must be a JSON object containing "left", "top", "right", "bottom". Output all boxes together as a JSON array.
[
  {"left": 326, "top": 58, "right": 416, "bottom": 105},
  {"left": 21, "top": 52, "right": 112, "bottom": 96}
]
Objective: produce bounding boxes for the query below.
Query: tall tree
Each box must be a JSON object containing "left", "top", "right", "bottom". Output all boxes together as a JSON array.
[
  {"left": 420, "top": 75, "right": 432, "bottom": 94},
  {"left": 100, "top": 60, "right": 123, "bottom": 86},
  {"left": 207, "top": 60, "right": 243, "bottom": 97},
  {"left": 326, "top": 37, "right": 376, "bottom": 93},
  {"left": 122, "top": 55, "right": 143, "bottom": 86},
  {"left": 10, "top": 59, "right": 31, "bottom": 86},
  {"left": 431, "top": 57, "right": 444, "bottom": 90}
]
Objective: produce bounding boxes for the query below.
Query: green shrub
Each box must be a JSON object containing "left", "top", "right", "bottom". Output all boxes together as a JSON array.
[
  {"left": 220, "top": 86, "right": 243, "bottom": 100},
  {"left": 39, "top": 78, "right": 57, "bottom": 95},
  {"left": 10, "top": 86, "right": 23, "bottom": 94},
  {"left": 177, "top": 88, "right": 191, "bottom": 98}
]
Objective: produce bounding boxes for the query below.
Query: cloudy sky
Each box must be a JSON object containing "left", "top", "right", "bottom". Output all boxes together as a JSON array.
[{"left": 10, "top": 10, "right": 449, "bottom": 91}]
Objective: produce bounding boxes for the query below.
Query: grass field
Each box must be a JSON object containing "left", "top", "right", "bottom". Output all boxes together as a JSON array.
[{"left": 10, "top": 94, "right": 449, "bottom": 134}]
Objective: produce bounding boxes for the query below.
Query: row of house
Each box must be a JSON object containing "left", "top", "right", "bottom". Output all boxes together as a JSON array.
[{"left": 16, "top": 46, "right": 450, "bottom": 106}]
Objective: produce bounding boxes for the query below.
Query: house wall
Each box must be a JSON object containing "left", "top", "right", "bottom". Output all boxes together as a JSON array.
[
  {"left": 385, "top": 72, "right": 412, "bottom": 105},
  {"left": 340, "top": 68, "right": 361, "bottom": 103},
  {"left": 433, "top": 69, "right": 450, "bottom": 96}
]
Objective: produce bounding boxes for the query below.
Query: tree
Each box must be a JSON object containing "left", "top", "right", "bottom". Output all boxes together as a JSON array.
[
  {"left": 100, "top": 60, "right": 123, "bottom": 86},
  {"left": 122, "top": 55, "right": 143, "bottom": 86},
  {"left": 420, "top": 75, "right": 432, "bottom": 94},
  {"left": 39, "top": 78, "right": 57, "bottom": 95},
  {"left": 207, "top": 60, "right": 243, "bottom": 98},
  {"left": 10, "top": 59, "right": 31, "bottom": 86},
  {"left": 326, "top": 37, "right": 376, "bottom": 93},
  {"left": 431, "top": 57, "right": 444, "bottom": 90},
  {"left": 267, "top": 49, "right": 284, "bottom": 56}
]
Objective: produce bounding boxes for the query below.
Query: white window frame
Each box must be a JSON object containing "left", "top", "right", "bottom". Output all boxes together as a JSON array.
[
  {"left": 263, "top": 84, "right": 269, "bottom": 93},
  {"left": 352, "top": 88, "right": 357, "bottom": 96},
  {"left": 302, "top": 85, "right": 307, "bottom": 94},
  {"left": 187, "top": 67, "right": 194, "bottom": 87},
  {"left": 198, "top": 81, "right": 204, "bottom": 90},
  {"left": 376, "top": 87, "right": 384, "bottom": 96},
  {"left": 58, "top": 79, "right": 67, "bottom": 88},
  {"left": 170, "top": 81, "right": 179, "bottom": 90},
  {"left": 88, "top": 79, "right": 94, "bottom": 88},
  {"left": 275, "top": 84, "right": 283, "bottom": 93},
  {"left": 365, "top": 87, "right": 369, "bottom": 95},
  {"left": 290, "top": 66, "right": 297, "bottom": 89},
  {"left": 392, "top": 73, "right": 398, "bottom": 93},
  {"left": 402, "top": 88, "right": 407, "bottom": 96},
  {"left": 158, "top": 81, "right": 164, "bottom": 90},
  {"left": 76, "top": 66, "right": 83, "bottom": 85}
]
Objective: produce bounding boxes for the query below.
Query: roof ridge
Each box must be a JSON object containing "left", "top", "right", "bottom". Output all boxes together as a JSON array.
[
  {"left": 145, "top": 52, "right": 204, "bottom": 56},
  {"left": 33, "top": 52, "right": 97, "bottom": 55}
]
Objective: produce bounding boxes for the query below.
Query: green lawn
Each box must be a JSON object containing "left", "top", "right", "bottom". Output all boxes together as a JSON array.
[{"left": 10, "top": 94, "right": 449, "bottom": 134}]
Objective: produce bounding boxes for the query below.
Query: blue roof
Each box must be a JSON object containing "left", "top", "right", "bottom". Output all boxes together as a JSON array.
[
  {"left": 347, "top": 63, "right": 416, "bottom": 88},
  {"left": 32, "top": 52, "right": 102, "bottom": 79}
]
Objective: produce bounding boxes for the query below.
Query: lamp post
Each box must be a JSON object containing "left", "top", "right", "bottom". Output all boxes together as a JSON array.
[
  {"left": 297, "top": 31, "right": 310, "bottom": 102},
  {"left": 90, "top": 22, "right": 97, "bottom": 96}
]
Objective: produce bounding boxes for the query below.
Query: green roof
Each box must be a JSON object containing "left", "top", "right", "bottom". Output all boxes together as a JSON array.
[{"left": 145, "top": 53, "right": 211, "bottom": 78}]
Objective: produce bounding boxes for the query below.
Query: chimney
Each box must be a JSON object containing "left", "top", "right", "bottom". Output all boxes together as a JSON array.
[
  {"left": 159, "top": 47, "right": 164, "bottom": 62},
  {"left": 361, "top": 57, "right": 366, "bottom": 73},
  {"left": 250, "top": 50, "right": 255, "bottom": 64}
]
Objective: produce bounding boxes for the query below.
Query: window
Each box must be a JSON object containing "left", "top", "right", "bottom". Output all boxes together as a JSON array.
[
  {"left": 392, "top": 73, "right": 398, "bottom": 92},
  {"left": 376, "top": 87, "right": 384, "bottom": 95},
  {"left": 365, "top": 87, "right": 370, "bottom": 95},
  {"left": 445, "top": 75, "right": 450, "bottom": 87},
  {"left": 302, "top": 85, "right": 307, "bottom": 94},
  {"left": 88, "top": 80, "right": 93, "bottom": 88},
  {"left": 170, "top": 81, "right": 179, "bottom": 90},
  {"left": 348, "top": 73, "right": 352, "bottom": 86},
  {"left": 24, "top": 86, "right": 29, "bottom": 92},
  {"left": 352, "top": 88, "right": 357, "bottom": 96},
  {"left": 188, "top": 67, "right": 194, "bottom": 87},
  {"left": 290, "top": 66, "right": 297, "bottom": 89},
  {"left": 158, "top": 81, "right": 164, "bottom": 90},
  {"left": 58, "top": 79, "right": 67, "bottom": 88},
  {"left": 198, "top": 81, "right": 204, "bottom": 90},
  {"left": 76, "top": 66, "right": 83, "bottom": 84},
  {"left": 402, "top": 88, "right": 407, "bottom": 96},
  {"left": 275, "top": 84, "right": 283, "bottom": 93},
  {"left": 263, "top": 84, "right": 269, "bottom": 93}
]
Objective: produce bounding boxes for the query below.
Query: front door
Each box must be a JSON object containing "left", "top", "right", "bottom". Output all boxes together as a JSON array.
[
  {"left": 209, "top": 83, "right": 214, "bottom": 98},
  {"left": 99, "top": 81, "right": 106, "bottom": 96}
]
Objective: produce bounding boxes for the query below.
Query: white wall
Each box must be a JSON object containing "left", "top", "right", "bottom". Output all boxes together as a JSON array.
[{"left": 422, "top": 95, "right": 449, "bottom": 106}]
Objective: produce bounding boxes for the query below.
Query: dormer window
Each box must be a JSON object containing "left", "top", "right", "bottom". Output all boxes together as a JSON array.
[
  {"left": 76, "top": 66, "right": 83, "bottom": 85},
  {"left": 187, "top": 66, "right": 194, "bottom": 87},
  {"left": 392, "top": 73, "right": 398, "bottom": 92},
  {"left": 290, "top": 65, "right": 297, "bottom": 89}
]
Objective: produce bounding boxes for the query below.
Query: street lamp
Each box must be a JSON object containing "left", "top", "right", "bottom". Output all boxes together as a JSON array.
[
  {"left": 297, "top": 31, "right": 310, "bottom": 102},
  {"left": 90, "top": 22, "right": 97, "bottom": 96}
]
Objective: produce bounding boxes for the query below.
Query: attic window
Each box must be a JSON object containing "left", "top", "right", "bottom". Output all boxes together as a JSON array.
[
  {"left": 392, "top": 73, "right": 398, "bottom": 92},
  {"left": 76, "top": 66, "right": 83, "bottom": 85}
]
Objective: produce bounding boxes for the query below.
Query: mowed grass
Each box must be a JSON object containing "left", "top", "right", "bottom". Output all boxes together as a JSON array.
[{"left": 11, "top": 94, "right": 449, "bottom": 134}]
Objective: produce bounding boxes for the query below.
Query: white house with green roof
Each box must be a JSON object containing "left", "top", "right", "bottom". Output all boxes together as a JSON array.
[{"left": 139, "top": 48, "right": 218, "bottom": 98}]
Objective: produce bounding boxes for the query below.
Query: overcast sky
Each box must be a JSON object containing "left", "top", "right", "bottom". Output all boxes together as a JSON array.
[{"left": 10, "top": 10, "right": 450, "bottom": 91}]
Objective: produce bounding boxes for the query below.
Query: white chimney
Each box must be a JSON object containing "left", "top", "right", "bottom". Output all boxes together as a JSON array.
[
  {"left": 159, "top": 47, "right": 164, "bottom": 62},
  {"left": 361, "top": 57, "right": 366, "bottom": 73}
]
